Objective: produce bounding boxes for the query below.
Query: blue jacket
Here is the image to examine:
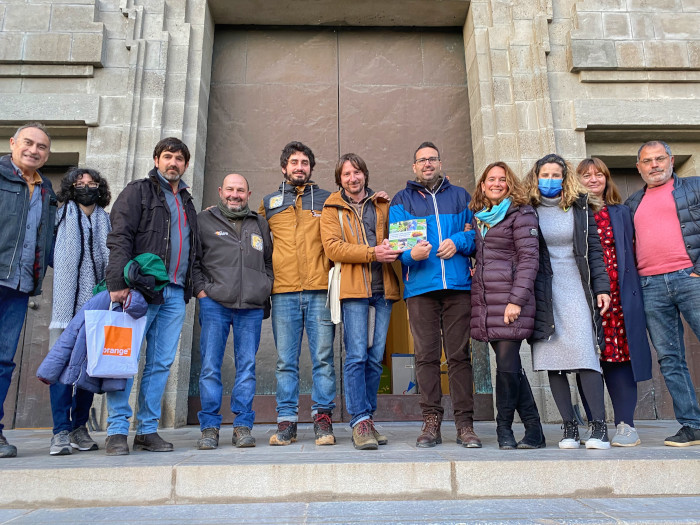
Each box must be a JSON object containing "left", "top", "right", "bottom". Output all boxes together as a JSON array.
[
  {"left": 36, "top": 290, "right": 149, "bottom": 393},
  {"left": 389, "top": 178, "right": 475, "bottom": 299},
  {"left": 0, "top": 154, "right": 57, "bottom": 296},
  {"left": 607, "top": 204, "right": 653, "bottom": 382}
]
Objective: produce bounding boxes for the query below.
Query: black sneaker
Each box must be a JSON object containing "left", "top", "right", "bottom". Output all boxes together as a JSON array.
[
  {"left": 585, "top": 420, "right": 611, "bottom": 450},
  {"left": 0, "top": 431, "right": 17, "bottom": 458},
  {"left": 313, "top": 412, "right": 336, "bottom": 446},
  {"left": 559, "top": 420, "right": 580, "bottom": 449},
  {"left": 232, "top": 426, "right": 256, "bottom": 448},
  {"left": 664, "top": 425, "right": 700, "bottom": 447},
  {"left": 269, "top": 421, "right": 297, "bottom": 446}
]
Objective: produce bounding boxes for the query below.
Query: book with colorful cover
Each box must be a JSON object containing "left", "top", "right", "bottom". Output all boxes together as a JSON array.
[{"left": 389, "top": 219, "right": 427, "bottom": 251}]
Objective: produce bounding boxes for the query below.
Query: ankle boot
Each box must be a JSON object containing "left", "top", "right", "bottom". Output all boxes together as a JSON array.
[
  {"left": 416, "top": 413, "right": 442, "bottom": 448},
  {"left": 495, "top": 371, "right": 519, "bottom": 450},
  {"left": 516, "top": 369, "right": 546, "bottom": 449}
]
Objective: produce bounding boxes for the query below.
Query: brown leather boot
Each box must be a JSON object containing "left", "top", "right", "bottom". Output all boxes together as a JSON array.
[
  {"left": 456, "top": 426, "right": 482, "bottom": 448},
  {"left": 416, "top": 413, "right": 442, "bottom": 448}
]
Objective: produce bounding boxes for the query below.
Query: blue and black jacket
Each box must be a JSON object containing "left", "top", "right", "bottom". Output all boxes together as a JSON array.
[{"left": 389, "top": 177, "right": 475, "bottom": 299}]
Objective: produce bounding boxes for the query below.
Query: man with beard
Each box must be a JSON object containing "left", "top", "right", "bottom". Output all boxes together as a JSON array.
[
  {"left": 192, "top": 173, "right": 273, "bottom": 449},
  {"left": 104, "top": 137, "right": 198, "bottom": 455},
  {"left": 0, "top": 122, "right": 56, "bottom": 458},
  {"left": 626, "top": 141, "right": 700, "bottom": 447},
  {"left": 259, "top": 141, "right": 337, "bottom": 446},
  {"left": 389, "top": 141, "right": 480, "bottom": 449}
]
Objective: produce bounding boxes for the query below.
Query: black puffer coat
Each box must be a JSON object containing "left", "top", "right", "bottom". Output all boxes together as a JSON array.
[
  {"left": 529, "top": 193, "right": 611, "bottom": 349},
  {"left": 471, "top": 204, "right": 539, "bottom": 342}
]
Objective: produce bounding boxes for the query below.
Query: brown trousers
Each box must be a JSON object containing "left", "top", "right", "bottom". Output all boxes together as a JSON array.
[{"left": 406, "top": 289, "right": 474, "bottom": 428}]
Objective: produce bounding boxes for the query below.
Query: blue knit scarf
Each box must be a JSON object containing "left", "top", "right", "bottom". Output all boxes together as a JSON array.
[{"left": 475, "top": 198, "right": 511, "bottom": 237}]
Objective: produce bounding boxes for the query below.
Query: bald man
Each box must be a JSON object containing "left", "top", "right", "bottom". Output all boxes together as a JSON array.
[{"left": 192, "top": 174, "right": 274, "bottom": 449}]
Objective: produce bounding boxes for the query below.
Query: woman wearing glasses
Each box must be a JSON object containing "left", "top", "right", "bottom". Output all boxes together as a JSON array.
[
  {"left": 525, "top": 154, "right": 612, "bottom": 449},
  {"left": 575, "top": 158, "right": 652, "bottom": 446},
  {"left": 47, "top": 167, "right": 112, "bottom": 456},
  {"left": 469, "top": 162, "right": 545, "bottom": 449}
]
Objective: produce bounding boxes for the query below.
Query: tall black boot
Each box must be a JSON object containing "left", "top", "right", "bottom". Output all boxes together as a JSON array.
[
  {"left": 495, "top": 371, "right": 519, "bottom": 450},
  {"left": 516, "top": 369, "right": 546, "bottom": 449}
]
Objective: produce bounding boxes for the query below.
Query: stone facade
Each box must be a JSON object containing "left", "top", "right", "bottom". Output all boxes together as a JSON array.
[{"left": 1, "top": 0, "right": 698, "bottom": 426}]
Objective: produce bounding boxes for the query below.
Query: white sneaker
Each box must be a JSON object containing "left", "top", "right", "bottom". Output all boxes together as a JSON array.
[
  {"left": 585, "top": 420, "right": 611, "bottom": 450},
  {"left": 558, "top": 421, "right": 580, "bottom": 449},
  {"left": 49, "top": 430, "right": 72, "bottom": 456},
  {"left": 611, "top": 422, "right": 641, "bottom": 447}
]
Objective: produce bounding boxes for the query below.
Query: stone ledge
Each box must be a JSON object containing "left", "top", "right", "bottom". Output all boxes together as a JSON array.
[{"left": 0, "top": 94, "right": 99, "bottom": 126}]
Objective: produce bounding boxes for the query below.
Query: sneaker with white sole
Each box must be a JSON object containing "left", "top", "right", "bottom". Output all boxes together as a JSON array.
[
  {"left": 559, "top": 420, "right": 580, "bottom": 449},
  {"left": 611, "top": 422, "right": 640, "bottom": 447},
  {"left": 50, "top": 430, "right": 72, "bottom": 456},
  {"left": 585, "top": 420, "right": 611, "bottom": 450},
  {"left": 69, "top": 425, "right": 98, "bottom": 451}
]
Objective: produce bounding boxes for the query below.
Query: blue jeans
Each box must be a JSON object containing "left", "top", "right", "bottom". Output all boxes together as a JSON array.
[
  {"left": 50, "top": 383, "right": 94, "bottom": 434},
  {"left": 197, "top": 297, "right": 263, "bottom": 430},
  {"left": 271, "top": 291, "right": 336, "bottom": 422},
  {"left": 342, "top": 294, "right": 394, "bottom": 427},
  {"left": 0, "top": 286, "right": 29, "bottom": 432},
  {"left": 641, "top": 268, "right": 700, "bottom": 428},
  {"left": 106, "top": 284, "right": 186, "bottom": 436}
]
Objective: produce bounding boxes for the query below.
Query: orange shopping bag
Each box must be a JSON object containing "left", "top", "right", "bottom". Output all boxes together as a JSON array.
[{"left": 85, "top": 303, "right": 147, "bottom": 378}]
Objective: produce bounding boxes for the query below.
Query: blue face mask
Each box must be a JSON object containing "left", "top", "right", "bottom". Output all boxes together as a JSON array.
[{"left": 538, "top": 178, "right": 563, "bottom": 198}]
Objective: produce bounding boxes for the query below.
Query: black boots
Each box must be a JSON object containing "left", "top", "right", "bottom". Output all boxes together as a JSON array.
[
  {"left": 495, "top": 371, "right": 519, "bottom": 449},
  {"left": 516, "top": 369, "right": 546, "bottom": 449}
]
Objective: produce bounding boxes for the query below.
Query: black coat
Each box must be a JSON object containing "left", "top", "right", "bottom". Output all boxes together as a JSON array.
[
  {"left": 106, "top": 168, "right": 198, "bottom": 303},
  {"left": 607, "top": 204, "right": 652, "bottom": 382},
  {"left": 470, "top": 204, "right": 539, "bottom": 342},
  {"left": 529, "top": 194, "right": 611, "bottom": 351}
]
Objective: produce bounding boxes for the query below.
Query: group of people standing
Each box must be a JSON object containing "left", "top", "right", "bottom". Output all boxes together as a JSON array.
[{"left": 0, "top": 122, "right": 699, "bottom": 459}]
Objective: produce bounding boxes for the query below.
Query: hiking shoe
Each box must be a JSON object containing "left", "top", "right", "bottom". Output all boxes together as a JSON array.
[
  {"left": 313, "top": 412, "right": 336, "bottom": 446},
  {"left": 50, "top": 430, "right": 72, "bottom": 456},
  {"left": 457, "top": 426, "right": 482, "bottom": 448},
  {"left": 611, "top": 422, "right": 640, "bottom": 447},
  {"left": 197, "top": 428, "right": 219, "bottom": 450},
  {"left": 664, "top": 425, "right": 700, "bottom": 447},
  {"left": 579, "top": 422, "right": 592, "bottom": 445},
  {"left": 0, "top": 432, "right": 17, "bottom": 458},
  {"left": 133, "top": 432, "right": 173, "bottom": 452},
  {"left": 105, "top": 434, "right": 129, "bottom": 456},
  {"left": 585, "top": 420, "right": 611, "bottom": 450},
  {"left": 269, "top": 421, "right": 297, "bottom": 446},
  {"left": 232, "top": 426, "right": 256, "bottom": 448},
  {"left": 416, "top": 413, "right": 442, "bottom": 448},
  {"left": 370, "top": 419, "right": 388, "bottom": 445},
  {"left": 69, "top": 425, "right": 98, "bottom": 451},
  {"left": 352, "top": 420, "right": 378, "bottom": 450},
  {"left": 559, "top": 420, "right": 580, "bottom": 449}
]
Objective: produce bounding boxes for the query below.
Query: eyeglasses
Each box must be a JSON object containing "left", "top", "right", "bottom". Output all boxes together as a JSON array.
[
  {"left": 415, "top": 157, "right": 440, "bottom": 166},
  {"left": 74, "top": 182, "right": 99, "bottom": 189},
  {"left": 639, "top": 155, "right": 668, "bottom": 166}
]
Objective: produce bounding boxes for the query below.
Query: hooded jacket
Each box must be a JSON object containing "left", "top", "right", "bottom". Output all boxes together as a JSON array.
[
  {"left": 0, "top": 154, "right": 57, "bottom": 296},
  {"left": 470, "top": 203, "right": 539, "bottom": 342},
  {"left": 320, "top": 189, "right": 400, "bottom": 301},
  {"left": 36, "top": 290, "right": 148, "bottom": 393},
  {"left": 259, "top": 181, "right": 331, "bottom": 294},
  {"left": 389, "top": 177, "right": 475, "bottom": 299}
]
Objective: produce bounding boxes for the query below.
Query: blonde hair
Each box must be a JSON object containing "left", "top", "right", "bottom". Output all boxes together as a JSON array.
[
  {"left": 524, "top": 153, "right": 600, "bottom": 209},
  {"left": 470, "top": 161, "right": 528, "bottom": 211},
  {"left": 575, "top": 157, "right": 622, "bottom": 206}
]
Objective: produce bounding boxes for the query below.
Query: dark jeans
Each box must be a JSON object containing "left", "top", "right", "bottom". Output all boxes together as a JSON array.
[
  {"left": 406, "top": 289, "right": 474, "bottom": 427},
  {"left": 50, "top": 383, "right": 94, "bottom": 434},
  {"left": 0, "top": 286, "right": 29, "bottom": 432}
]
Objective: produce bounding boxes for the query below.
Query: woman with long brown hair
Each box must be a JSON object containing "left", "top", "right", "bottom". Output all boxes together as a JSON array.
[
  {"left": 525, "top": 154, "right": 612, "bottom": 449},
  {"left": 470, "top": 161, "right": 545, "bottom": 449},
  {"left": 575, "top": 157, "right": 652, "bottom": 446}
]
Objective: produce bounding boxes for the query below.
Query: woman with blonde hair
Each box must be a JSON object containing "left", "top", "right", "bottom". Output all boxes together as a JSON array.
[
  {"left": 470, "top": 161, "right": 545, "bottom": 449},
  {"left": 525, "top": 154, "right": 612, "bottom": 449},
  {"left": 575, "top": 157, "right": 652, "bottom": 446}
]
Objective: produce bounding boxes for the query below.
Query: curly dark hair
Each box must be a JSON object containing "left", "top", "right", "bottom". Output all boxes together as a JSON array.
[
  {"left": 56, "top": 167, "right": 111, "bottom": 208},
  {"left": 280, "top": 141, "right": 315, "bottom": 172}
]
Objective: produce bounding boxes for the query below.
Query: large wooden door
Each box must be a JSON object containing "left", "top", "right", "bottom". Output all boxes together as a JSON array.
[{"left": 190, "top": 26, "right": 485, "bottom": 423}]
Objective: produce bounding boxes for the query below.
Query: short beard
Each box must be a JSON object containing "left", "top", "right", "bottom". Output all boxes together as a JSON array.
[
  {"left": 225, "top": 202, "right": 244, "bottom": 211},
  {"left": 285, "top": 173, "right": 310, "bottom": 187}
]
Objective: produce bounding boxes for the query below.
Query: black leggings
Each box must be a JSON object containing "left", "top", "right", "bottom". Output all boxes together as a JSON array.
[
  {"left": 549, "top": 369, "right": 605, "bottom": 422},
  {"left": 578, "top": 361, "right": 638, "bottom": 426},
  {"left": 491, "top": 340, "right": 522, "bottom": 373}
]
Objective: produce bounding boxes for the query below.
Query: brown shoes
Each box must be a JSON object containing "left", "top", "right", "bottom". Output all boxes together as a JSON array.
[
  {"left": 456, "top": 426, "right": 482, "bottom": 448},
  {"left": 416, "top": 413, "right": 442, "bottom": 448}
]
